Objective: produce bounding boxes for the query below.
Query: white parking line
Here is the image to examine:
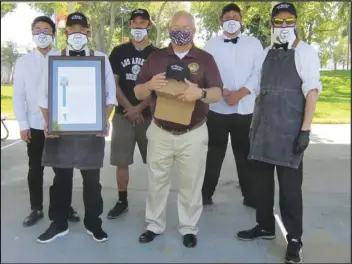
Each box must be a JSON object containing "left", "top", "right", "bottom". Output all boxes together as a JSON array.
[
  {"left": 274, "top": 213, "right": 288, "bottom": 243},
  {"left": 1, "top": 140, "right": 22, "bottom": 150}
]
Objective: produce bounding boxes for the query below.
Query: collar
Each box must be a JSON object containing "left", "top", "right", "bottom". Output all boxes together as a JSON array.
[
  {"left": 66, "top": 45, "right": 90, "bottom": 56},
  {"left": 34, "top": 48, "right": 54, "bottom": 58},
  {"left": 221, "top": 32, "right": 242, "bottom": 40},
  {"left": 166, "top": 43, "right": 197, "bottom": 58}
]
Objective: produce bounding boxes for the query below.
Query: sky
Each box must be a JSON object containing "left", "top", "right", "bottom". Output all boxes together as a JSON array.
[{"left": 1, "top": 2, "right": 206, "bottom": 52}]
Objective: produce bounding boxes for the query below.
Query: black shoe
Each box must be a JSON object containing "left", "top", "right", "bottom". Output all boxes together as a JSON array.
[
  {"left": 86, "top": 227, "right": 108, "bottom": 242},
  {"left": 243, "top": 198, "right": 256, "bottom": 209},
  {"left": 67, "top": 207, "right": 80, "bottom": 222},
  {"left": 183, "top": 234, "right": 197, "bottom": 248},
  {"left": 202, "top": 196, "right": 213, "bottom": 206},
  {"left": 107, "top": 200, "right": 128, "bottom": 219},
  {"left": 139, "top": 230, "right": 159, "bottom": 243},
  {"left": 285, "top": 238, "right": 303, "bottom": 263},
  {"left": 37, "top": 222, "right": 69, "bottom": 243},
  {"left": 237, "top": 225, "right": 276, "bottom": 241},
  {"left": 23, "top": 210, "right": 44, "bottom": 227}
]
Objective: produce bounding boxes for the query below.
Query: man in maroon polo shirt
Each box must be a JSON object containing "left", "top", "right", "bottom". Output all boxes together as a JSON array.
[{"left": 134, "top": 11, "right": 223, "bottom": 248}]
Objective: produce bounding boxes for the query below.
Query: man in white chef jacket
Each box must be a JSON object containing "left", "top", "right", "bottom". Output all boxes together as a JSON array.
[
  {"left": 13, "top": 15, "right": 80, "bottom": 228},
  {"left": 201, "top": 3, "right": 263, "bottom": 208}
]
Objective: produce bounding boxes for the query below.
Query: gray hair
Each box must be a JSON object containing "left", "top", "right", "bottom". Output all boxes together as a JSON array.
[{"left": 169, "top": 10, "right": 196, "bottom": 29}]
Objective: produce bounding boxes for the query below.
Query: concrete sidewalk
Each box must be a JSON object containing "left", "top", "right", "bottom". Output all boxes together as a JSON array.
[{"left": 1, "top": 121, "right": 351, "bottom": 263}]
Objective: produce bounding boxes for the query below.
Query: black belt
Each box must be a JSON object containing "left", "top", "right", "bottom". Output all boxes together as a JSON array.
[{"left": 153, "top": 119, "right": 206, "bottom": 135}]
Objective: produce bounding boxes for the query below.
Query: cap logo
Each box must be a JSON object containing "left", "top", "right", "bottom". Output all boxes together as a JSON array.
[
  {"left": 71, "top": 15, "right": 83, "bottom": 20},
  {"left": 134, "top": 10, "right": 144, "bottom": 14},
  {"left": 171, "top": 65, "right": 183, "bottom": 71},
  {"left": 277, "top": 4, "right": 290, "bottom": 9}
]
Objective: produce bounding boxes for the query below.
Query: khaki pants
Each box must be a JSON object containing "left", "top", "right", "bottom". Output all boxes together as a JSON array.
[{"left": 145, "top": 121, "right": 208, "bottom": 235}]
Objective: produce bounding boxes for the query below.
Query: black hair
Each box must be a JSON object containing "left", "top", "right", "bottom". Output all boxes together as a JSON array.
[
  {"left": 221, "top": 3, "right": 242, "bottom": 17},
  {"left": 31, "top": 16, "right": 56, "bottom": 34}
]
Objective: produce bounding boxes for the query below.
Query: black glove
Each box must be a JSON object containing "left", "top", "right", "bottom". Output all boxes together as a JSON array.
[{"left": 293, "top": 130, "right": 310, "bottom": 154}]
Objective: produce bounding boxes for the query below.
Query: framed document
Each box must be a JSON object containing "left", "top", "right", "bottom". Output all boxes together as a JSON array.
[{"left": 47, "top": 56, "right": 106, "bottom": 135}]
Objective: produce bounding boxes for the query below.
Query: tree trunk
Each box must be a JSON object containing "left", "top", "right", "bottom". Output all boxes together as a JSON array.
[
  {"left": 307, "top": 22, "right": 313, "bottom": 44},
  {"left": 155, "top": 1, "right": 168, "bottom": 47},
  {"left": 334, "top": 61, "right": 337, "bottom": 70}
]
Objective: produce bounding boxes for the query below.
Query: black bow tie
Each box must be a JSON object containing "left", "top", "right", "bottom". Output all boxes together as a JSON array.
[
  {"left": 224, "top": 37, "right": 239, "bottom": 44},
  {"left": 273, "top": 42, "right": 289, "bottom": 51},
  {"left": 69, "top": 50, "right": 86, "bottom": 56}
]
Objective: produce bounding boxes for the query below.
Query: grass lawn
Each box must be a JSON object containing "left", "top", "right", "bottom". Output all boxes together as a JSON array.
[{"left": 1, "top": 70, "right": 350, "bottom": 124}]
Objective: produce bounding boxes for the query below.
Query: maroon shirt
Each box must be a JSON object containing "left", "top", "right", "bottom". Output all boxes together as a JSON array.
[{"left": 136, "top": 45, "right": 223, "bottom": 130}]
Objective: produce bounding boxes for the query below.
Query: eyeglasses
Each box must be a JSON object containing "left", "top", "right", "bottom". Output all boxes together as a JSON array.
[
  {"left": 33, "top": 28, "right": 51, "bottom": 35},
  {"left": 272, "top": 17, "right": 296, "bottom": 25},
  {"left": 170, "top": 26, "right": 193, "bottom": 33}
]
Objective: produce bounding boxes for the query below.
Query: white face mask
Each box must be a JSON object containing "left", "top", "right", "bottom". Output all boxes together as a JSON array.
[
  {"left": 32, "top": 34, "right": 53, "bottom": 49},
  {"left": 272, "top": 27, "right": 296, "bottom": 44},
  {"left": 67, "top": 33, "right": 88, "bottom": 51},
  {"left": 222, "top": 20, "right": 241, "bottom": 34},
  {"left": 131, "top": 28, "right": 147, "bottom": 42}
]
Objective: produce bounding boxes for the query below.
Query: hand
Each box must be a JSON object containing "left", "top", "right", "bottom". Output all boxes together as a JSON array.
[
  {"left": 293, "top": 130, "right": 310, "bottom": 154},
  {"left": 223, "top": 88, "right": 231, "bottom": 97},
  {"left": 175, "top": 79, "right": 202, "bottom": 103},
  {"left": 96, "top": 121, "right": 110, "bottom": 137},
  {"left": 133, "top": 114, "right": 145, "bottom": 125},
  {"left": 20, "top": 129, "right": 31, "bottom": 143},
  {"left": 123, "top": 106, "right": 142, "bottom": 122},
  {"left": 148, "top": 72, "right": 168, "bottom": 91},
  {"left": 224, "top": 90, "right": 242, "bottom": 106},
  {"left": 44, "top": 123, "right": 59, "bottom": 138}
]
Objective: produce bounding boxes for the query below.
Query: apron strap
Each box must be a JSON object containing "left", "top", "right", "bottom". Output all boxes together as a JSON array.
[{"left": 61, "top": 49, "right": 66, "bottom": 56}]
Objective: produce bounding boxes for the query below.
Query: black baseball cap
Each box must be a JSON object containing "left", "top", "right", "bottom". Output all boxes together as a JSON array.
[
  {"left": 130, "top": 9, "right": 151, "bottom": 21},
  {"left": 166, "top": 63, "right": 190, "bottom": 82},
  {"left": 66, "top": 12, "right": 89, "bottom": 28},
  {"left": 221, "top": 3, "right": 241, "bottom": 17},
  {"left": 271, "top": 2, "right": 297, "bottom": 18}
]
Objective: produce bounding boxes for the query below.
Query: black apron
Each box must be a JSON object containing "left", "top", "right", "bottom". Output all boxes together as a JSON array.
[
  {"left": 42, "top": 49, "right": 105, "bottom": 170},
  {"left": 248, "top": 40, "right": 305, "bottom": 169}
]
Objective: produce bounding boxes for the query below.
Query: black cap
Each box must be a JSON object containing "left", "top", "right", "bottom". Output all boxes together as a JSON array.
[
  {"left": 271, "top": 2, "right": 297, "bottom": 18},
  {"left": 130, "top": 9, "right": 150, "bottom": 21},
  {"left": 221, "top": 3, "right": 241, "bottom": 17},
  {"left": 66, "top": 12, "right": 89, "bottom": 28},
  {"left": 166, "top": 63, "right": 190, "bottom": 82}
]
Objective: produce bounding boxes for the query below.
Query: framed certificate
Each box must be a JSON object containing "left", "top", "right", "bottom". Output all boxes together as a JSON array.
[{"left": 47, "top": 56, "right": 106, "bottom": 135}]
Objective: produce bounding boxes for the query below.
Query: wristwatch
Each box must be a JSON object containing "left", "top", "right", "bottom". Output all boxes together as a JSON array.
[{"left": 201, "top": 88, "right": 207, "bottom": 99}]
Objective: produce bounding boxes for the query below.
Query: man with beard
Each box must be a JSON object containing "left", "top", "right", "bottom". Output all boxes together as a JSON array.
[
  {"left": 13, "top": 15, "right": 79, "bottom": 227},
  {"left": 107, "top": 9, "right": 158, "bottom": 219}
]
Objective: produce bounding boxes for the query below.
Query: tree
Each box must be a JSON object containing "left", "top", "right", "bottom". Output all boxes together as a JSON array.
[
  {"left": 1, "top": 41, "right": 21, "bottom": 84},
  {"left": 1, "top": 3, "right": 17, "bottom": 19}
]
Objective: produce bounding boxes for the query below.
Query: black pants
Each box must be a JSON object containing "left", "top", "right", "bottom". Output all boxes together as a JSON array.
[
  {"left": 254, "top": 160, "right": 303, "bottom": 240},
  {"left": 202, "top": 111, "right": 254, "bottom": 201},
  {"left": 26, "top": 128, "right": 46, "bottom": 211},
  {"left": 48, "top": 168, "right": 103, "bottom": 230}
]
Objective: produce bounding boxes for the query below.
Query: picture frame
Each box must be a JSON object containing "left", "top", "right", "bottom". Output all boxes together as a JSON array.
[{"left": 47, "top": 56, "right": 106, "bottom": 135}]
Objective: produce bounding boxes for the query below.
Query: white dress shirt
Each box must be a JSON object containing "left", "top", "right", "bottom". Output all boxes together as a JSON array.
[
  {"left": 38, "top": 46, "right": 117, "bottom": 114},
  {"left": 204, "top": 33, "right": 263, "bottom": 115},
  {"left": 13, "top": 48, "right": 57, "bottom": 131},
  {"left": 245, "top": 40, "right": 323, "bottom": 97}
]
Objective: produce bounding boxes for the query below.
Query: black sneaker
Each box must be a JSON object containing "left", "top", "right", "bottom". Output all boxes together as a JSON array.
[
  {"left": 237, "top": 225, "right": 276, "bottom": 241},
  {"left": 285, "top": 238, "right": 303, "bottom": 263},
  {"left": 23, "top": 210, "right": 44, "bottom": 227},
  {"left": 68, "top": 207, "right": 80, "bottom": 222},
  {"left": 107, "top": 201, "right": 128, "bottom": 219},
  {"left": 86, "top": 228, "right": 108, "bottom": 242},
  {"left": 202, "top": 196, "right": 213, "bottom": 206},
  {"left": 37, "top": 222, "right": 69, "bottom": 243}
]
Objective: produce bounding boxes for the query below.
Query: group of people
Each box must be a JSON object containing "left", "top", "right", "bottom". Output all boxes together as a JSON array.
[{"left": 13, "top": 2, "right": 322, "bottom": 263}]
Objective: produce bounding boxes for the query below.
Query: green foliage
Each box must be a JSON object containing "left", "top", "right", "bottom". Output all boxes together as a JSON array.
[{"left": 1, "top": 3, "right": 17, "bottom": 18}]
